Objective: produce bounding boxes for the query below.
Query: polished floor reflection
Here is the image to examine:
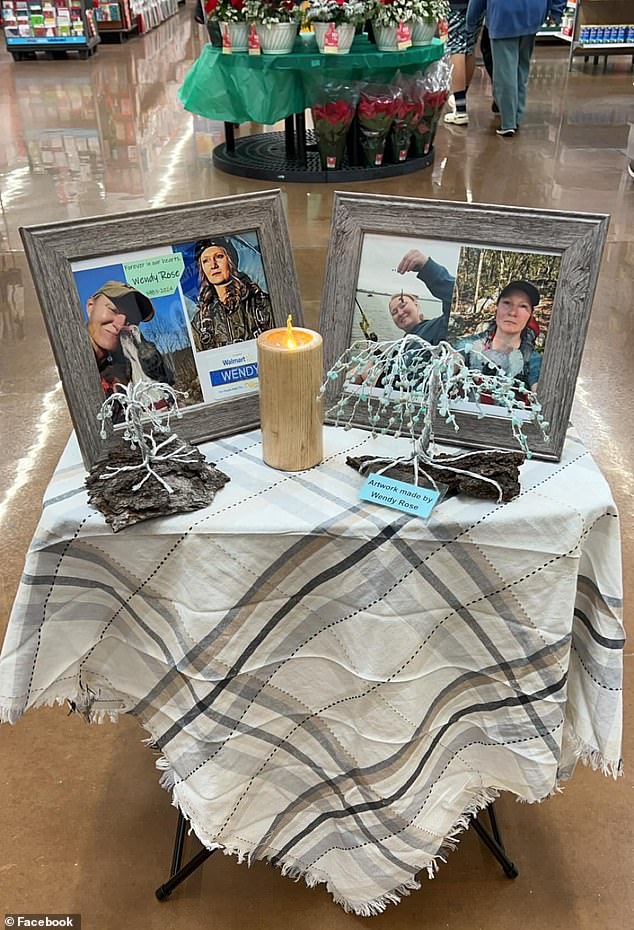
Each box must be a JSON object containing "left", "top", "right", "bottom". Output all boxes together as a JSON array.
[{"left": 0, "top": 10, "right": 632, "bottom": 929}]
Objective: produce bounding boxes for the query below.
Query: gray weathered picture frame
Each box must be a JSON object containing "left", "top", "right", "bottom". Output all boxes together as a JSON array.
[
  {"left": 320, "top": 192, "right": 609, "bottom": 461},
  {"left": 20, "top": 190, "right": 301, "bottom": 470}
]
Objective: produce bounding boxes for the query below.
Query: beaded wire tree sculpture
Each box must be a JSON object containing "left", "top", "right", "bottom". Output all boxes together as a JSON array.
[
  {"left": 321, "top": 335, "right": 549, "bottom": 501},
  {"left": 87, "top": 381, "right": 230, "bottom": 531},
  {"left": 96, "top": 381, "right": 194, "bottom": 494}
]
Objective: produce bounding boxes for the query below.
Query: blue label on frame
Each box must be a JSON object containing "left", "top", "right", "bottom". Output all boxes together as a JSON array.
[
  {"left": 360, "top": 474, "right": 441, "bottom": 519},
  {"left": 210, "top": 362, "right": 259, "bottom": 386}
]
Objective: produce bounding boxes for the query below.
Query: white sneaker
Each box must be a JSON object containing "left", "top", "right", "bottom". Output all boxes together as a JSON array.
[
  {"left": 496, "top": 128, "right": 516, "bottom": 137},
  {"left": 447, "top": 93, "right": 456, "bottom": 111},
  {"left": 444, "top": 111, "right": 469, "bottom": 125}
]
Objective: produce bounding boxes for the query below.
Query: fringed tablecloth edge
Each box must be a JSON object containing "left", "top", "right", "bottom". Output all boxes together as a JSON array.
[
  {"left": 560, "top": 729, "right": 623, "bottom": 780},
  {"left": 157, "top": 753, "right": 501, "bottom": 917},
  {"left": 153, "top": 734, "right": 623, "bottom": 916},
  {"left": 0, "top": 681, "right": 124, "bottom": 725}
]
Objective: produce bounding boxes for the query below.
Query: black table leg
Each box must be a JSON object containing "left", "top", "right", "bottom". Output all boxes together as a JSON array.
[
  {"left": 472, "top": 801, "right": 519, "bottom": 879},
  {"left": 295, "top": 112, "right": 306, "bottom": 165},
  {"left": 285, "top": 116, "right": 296, "bottom": 157},
  {"left": 156, "top": 810, "right": 216, "bottom": 901},
  {"left": 224, "top": 122, "right": 235, "bottom": 154}
]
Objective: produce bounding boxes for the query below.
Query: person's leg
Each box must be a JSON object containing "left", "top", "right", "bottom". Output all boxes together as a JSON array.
[
  {"left": 465, "top": 51, "right": 477, "bottom": 88},
  {"left": 464, "top": 14, "right": 484, "bottom": 91},
  {"left": 492, "top": 37, "right": 520, "bottom": 132},
  {"left": 480, "top": 25, "right": 494, "bottom": 84},
  {"left": 516, "top": 34, "right": 536, "bottom": 126},
  {"left": 444, "top": 11, "right": 469, "bottom": 124}
]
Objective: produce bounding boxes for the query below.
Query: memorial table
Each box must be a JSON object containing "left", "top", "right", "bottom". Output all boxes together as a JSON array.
[{"left": 0, "top": 426, "right": 624, "bottom": 914}]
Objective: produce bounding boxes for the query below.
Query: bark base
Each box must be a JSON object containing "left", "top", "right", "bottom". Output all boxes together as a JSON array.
[
  {"left": 86, "top": 437, "right": 230, "bottom": 532},
  {"left": 347, "top": 451, "right": 525, "bottom": 503}
]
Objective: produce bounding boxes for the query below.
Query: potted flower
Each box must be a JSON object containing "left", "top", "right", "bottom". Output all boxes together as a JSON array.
[
  {"left": 245, "top": 0, "right": 303, "bottom": 54},
  {"left": 306, "top": 0, "right": 369, "bottom": 55},
  {"left": 205, "top": 0, "right": 249, "bottom": 51},
  {"left": 409, "top": 0, "right": 448, "bottom": 45},
  {"left": 370, "top": 0, "right": 448, "bottom": 50}
]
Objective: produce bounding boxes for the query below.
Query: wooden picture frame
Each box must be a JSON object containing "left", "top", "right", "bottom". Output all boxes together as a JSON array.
[
  {"left": 20, "top": 190, "right": 301, "bottom": 469},
  {"left": 320, "top": 192, "right": 609, "bottom": 461}
]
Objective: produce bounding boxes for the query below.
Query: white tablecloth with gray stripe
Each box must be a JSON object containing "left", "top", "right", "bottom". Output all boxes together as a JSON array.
[{"left": 0, "top": 426, "right": 624, "bottom": 915}]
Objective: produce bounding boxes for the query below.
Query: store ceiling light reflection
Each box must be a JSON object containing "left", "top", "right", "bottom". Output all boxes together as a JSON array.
[
  {"left": 0, "top": 166, "right": 32, "bottom": 208},
  {"left": 0, "top": 383, "right": 63, "bottom": 529},
  {"left": 148, "top": 124, "right": 194, "bottom": 210}
]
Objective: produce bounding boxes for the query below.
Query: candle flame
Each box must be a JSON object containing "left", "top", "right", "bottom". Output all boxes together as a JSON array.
[{"left": 286, "top": 314, "right": 297, "bottom": 349}]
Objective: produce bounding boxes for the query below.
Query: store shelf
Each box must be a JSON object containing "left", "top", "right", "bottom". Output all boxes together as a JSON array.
[
  {"left": 560, "top": 0, "right": 634, "bottom": 69},
  {"left": 576, "top": 41, "right": 634, "bottom": 48}
]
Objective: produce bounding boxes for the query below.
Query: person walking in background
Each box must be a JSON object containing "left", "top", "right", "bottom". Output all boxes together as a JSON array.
[
  {"left": 444, "top": 1, "right": 485, "bottom": 126},
  {"left": 479, "top": 25, "right": 496, "bottom": 109},
  {"left": 466, "top": 0, "right": 566, "bottom": 136}
]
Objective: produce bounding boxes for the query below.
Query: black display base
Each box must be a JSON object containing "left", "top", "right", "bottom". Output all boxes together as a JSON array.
[
  {"left": 212, "top": 130, "right": 434, "bottom": 183},
  {"left": 98, "top": 25, "right": 140, "bottom": 43},
  {"left": 7, "top": 39, "right": 99, "bottom": 60}
]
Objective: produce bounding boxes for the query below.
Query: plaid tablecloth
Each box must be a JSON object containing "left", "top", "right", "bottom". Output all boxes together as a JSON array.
[{"left": 0, "top": 427, "right": 624, "bottom": 915}]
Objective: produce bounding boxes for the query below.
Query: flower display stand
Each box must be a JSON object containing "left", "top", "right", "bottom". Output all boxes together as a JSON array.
[{"left": 179, "top": 33, "right": 444, "bottom": 182}]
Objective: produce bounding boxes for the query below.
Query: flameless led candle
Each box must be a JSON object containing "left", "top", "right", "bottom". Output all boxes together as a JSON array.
[{"left": 257, "top": 317, "right": 323, "bottom": 471}]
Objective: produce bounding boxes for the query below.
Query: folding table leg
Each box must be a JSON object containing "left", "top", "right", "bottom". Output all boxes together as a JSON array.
[
  {"left": 155, "top": 811, "right": 216, "bottom": 901},
  {"left": 472, "top": 802, "right": 519, "bottom": 879}
]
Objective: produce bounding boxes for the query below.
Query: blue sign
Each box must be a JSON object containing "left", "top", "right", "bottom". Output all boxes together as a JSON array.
[
  {"left": 360, "top": 473, "right": 441, "bottom": 519},
  {"left": 210, "top": 362, "right": 259, "bottom": 387}
]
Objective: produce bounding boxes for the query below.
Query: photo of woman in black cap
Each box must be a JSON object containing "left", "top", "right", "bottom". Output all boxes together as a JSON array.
[
  {"left": 454, "top": 280, "right": 543, "bottom": 392},
  {"left": 189, "top": 237, "right": 272, "bottom": 353}
]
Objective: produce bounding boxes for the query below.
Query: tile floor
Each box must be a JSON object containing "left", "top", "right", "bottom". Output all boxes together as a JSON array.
[{"left": 0, "top": 10, "right": 632, "bottom": 929}]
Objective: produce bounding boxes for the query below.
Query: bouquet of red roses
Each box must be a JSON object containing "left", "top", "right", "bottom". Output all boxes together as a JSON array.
[
  {"left": 411, "top": 56, "right": 452, "bottom": 156},
  {"left": 357, "top": 84, "right": 401, "bottom": 167},
  {"left": 311, "top": 83, "right": 358, "bottom": 170},
  {"left": 388, "top": 74, "right": 425, "bottom": 162}
]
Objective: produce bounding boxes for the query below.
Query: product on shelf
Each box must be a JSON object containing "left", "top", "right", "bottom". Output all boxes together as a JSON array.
[
  {"left": 2, "top": 0, "right": 95, "bottom": 42},
  {"left": 579, "top": 24, "right": 633, "bottom": 45}
]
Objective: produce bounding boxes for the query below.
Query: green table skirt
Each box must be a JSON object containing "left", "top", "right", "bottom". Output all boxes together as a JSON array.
[{"left": 179, "top": 36, "right": 445, "bottom": 125}]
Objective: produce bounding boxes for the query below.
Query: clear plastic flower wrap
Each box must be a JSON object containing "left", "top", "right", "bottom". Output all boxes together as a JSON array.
[
  {"left": 309, "top": 81, "right": 359, "bottom": 170},
  {"left": 388, "top": 71, "right": 425, "bottom": 162},
  {"left": 356, "top": 83, "right": 402, "bottom": 168},
  {"left": 410, "top": 55, "right": 452, "bottom": 156}
]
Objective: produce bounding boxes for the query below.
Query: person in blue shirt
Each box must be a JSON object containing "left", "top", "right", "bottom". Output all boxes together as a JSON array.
[
  {"left": 389, "top": 249, "right": 456, "bottom": 345},
  {"left": 466, "top": 0, "right": 566, "bottom": 135},
  {"left": 454, "top": 280, "right": 543, "bottom": 392}
]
